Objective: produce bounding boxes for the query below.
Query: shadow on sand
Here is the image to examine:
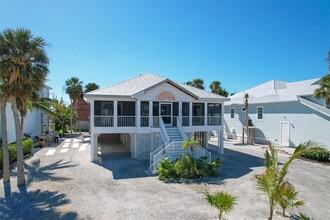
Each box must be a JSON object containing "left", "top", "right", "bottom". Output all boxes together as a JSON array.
[
  {"left": 94, "top": 152, "right": 150, "bottom": 180},
  {"left": 208, "top": 144, "right": 265, "bottom": 180},
  {"left": 0, "top": 185, "right": 78, "bottom": 220}
]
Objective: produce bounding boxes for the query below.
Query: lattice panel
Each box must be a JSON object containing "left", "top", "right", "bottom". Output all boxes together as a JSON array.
[
  {"left": 135, "top": 134, "right": 152, "bottom": 160},
  {"left": 152, "top": 132, "right": 163, "bottom": 151}
]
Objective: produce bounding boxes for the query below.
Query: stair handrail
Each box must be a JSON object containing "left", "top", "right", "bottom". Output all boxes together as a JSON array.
[
  {"left": 195, "top": 145, "right": 212, "bottom": 162},
  {"left": 150, "top": 143, "right": 165, "bottom": 167},
  {"left": 176, "top": 116, "right": 187, "bottom": 140},
  {"left": 151, "top": 141, "right": 175, "bottom": 170},
  {"left": 159, "top": 117, "right": 170, "bottom": 143}
]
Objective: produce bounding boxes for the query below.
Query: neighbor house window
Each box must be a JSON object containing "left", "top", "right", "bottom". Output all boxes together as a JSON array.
[
  {"left": 257, "top": 106, "right": 264, "bottom": 121},
  {"left": 230, "top": 108, "right": 235, "bottom": 119},
  {"left": 241, "top": 107, "right": 245, "bottom": 112}
]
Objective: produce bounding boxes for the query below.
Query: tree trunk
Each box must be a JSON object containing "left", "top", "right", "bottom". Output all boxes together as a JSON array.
[
  {"left": 269, "top": 204, "right": 274, "bottom": 220},
  {"left": 11, "top": 96, "right": 26, "bottom": 185},
  {"left": 1, "top": 94, "right": 10, "bottom": 185},
  {"left": 218, "top": 210, "right": 223, "bottom": 220},
  {"left": 75, "top": 99, "right": 81, "bottom": 133},
  {"left": 70, "top": 99, "right": 73, "bottom": 134}
]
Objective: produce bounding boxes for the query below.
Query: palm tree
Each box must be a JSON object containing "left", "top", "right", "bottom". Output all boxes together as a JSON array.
[
  {"left": 182, "top": 137, "right": 200, "bottom": 157},
  {"left": 84, "top": 82, "right": 100, "bottom": 93},
  {"left": 65, "top": 77, "right": 83, "bottom": 133},
  {"left": 0, "top": 28, "right": 49, "bottom": 186},
  {"left": 255, "top": 141, "right": 317, "bottom": 220},
  {"left": 209, "top": 81, "right": 221, "bottom": 94},
  {"left": 243, "top": 93, "right": 250, "bottom": 144},
  {"left": 0, "top": 32, "right": 12, "bottom": 191},
  {"left": 278, "top": 181, "right": 304, "bottom": 216},
  {"left": 204, "top": 190, "right": 237, "bottom": 220},
  {"left": 313, "top": 74, "right": 330, "bottom": 106},
  {"left": 192, "top": 78, "right": 204, "bottom": 90}
]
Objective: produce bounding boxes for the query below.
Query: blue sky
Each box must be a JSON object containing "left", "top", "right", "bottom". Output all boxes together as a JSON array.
[{"left": 1, "top": 0, "right": 329, "bottom": 102}]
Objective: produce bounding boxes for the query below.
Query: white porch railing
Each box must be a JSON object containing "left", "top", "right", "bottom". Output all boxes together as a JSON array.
[
  {"left": 176, "top": 116, "right": 187, "bottom": 140},
  {"left": 94, "top": 116, "right": 114, "bottom": 127},
  {"left": 159, "top": 117, "right": 170, "bottom": 143},
  {"left": 140, "top": 116, "right": 149, "bottom": 127},
  {"left": 118, "top": 116, "right": 135, "bottom": 127},
  {"left": 207, "top": 116, "right": 221, "bottom": 126},
  {"left": 195, "top": 146, "right": 212, "bottom": 159}
]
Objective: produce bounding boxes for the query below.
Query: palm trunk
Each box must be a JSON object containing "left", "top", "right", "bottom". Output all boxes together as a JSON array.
[
  {"left": 70, "top": 99, "right": 73, "bottom": 134},
  {"left": 218, "top": 210, "right": 223, "bottom": 220},
  {"left": 11, "top": 96, "right": 25, "bottom": 185},
  {"left": 269, "top": 202, "right": 274, "bottom": 220},
  {"left": 20, "top": 111, "right": 27, "bottom": 136},
  {"left": 75, "top": 99, "right": 81, "bottom": 133},
  {"left": 282, "top": 208, "right": 286, "bottom": 217},
  {"left": 1, "top": 94, "right": 10, "bottom": 185}
]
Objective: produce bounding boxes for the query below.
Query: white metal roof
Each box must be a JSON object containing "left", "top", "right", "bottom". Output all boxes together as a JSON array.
[
  {"left": 225, "top": 78, "right": 321, "bottom": 105},
  {"left": 85, "top": 73, "right": 229, "bottom": 101}
]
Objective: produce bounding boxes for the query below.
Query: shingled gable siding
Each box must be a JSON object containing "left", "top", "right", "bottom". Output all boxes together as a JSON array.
[{"left": 136, "top": 82, "right": 195, "bottom": 102}]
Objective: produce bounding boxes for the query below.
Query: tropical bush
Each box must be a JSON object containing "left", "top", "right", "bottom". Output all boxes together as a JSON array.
[
  {"left": 156, "top": 154, "right": 221, "bottom": 180},
  {"left": 204, "top": 190, "right": 237, "bottom": 220},
  {"left": 0, "top": 138, "right": 33, "bottom": 170},
  {"left": 300, "top": 147, "right": 330, "bottom": 162}
]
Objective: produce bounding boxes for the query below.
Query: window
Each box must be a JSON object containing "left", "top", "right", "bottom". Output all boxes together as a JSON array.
[
  {"left": 230, "top": 108, "right": 235, "bottom": 119},
  {"left": 242, "top": 107, "right": 245, "bottom": 112},
  {"left": 207, "top": 103, "right": 221, "bottom": 116},
  {"left": 257, "top": 106, "right": 264, "bottom": 120}
]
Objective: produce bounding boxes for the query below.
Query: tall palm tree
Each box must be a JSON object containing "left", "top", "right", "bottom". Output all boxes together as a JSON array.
[
  {"left": 243, "top": 93, "right": 250, "bottom": 144},
  {"left": 314, "top": 74, "right": 330, "bottom": 106},
  {"left": 192, "top": 78, "right": 204, "bottom": 90},
  {"left": 65, "top": 77, "right": 83, "bottom": 133},
  {"left": 209, "top": 81, "right": 221, "bottom": 94},
  {"left": 204, "top": 190, "right": 237, "bottom": 220},
  {"left": 84, "top": 82, "right": 99, "bottom": 93},
  {"left": 0, "top": 28, "right": 49, "bottom": 186}
]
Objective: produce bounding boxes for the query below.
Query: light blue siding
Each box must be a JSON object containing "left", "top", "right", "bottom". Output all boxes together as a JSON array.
[{"left": 224, "top": 102, "right": 330, "bottom": 149}]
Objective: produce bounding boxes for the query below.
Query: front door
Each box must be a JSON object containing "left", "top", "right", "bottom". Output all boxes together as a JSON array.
[
  {"left": 160, "top": 103, "right": 172, "bottom": 124},
  {"left": 280, "top": 121, "right": 290, "bottom": 147}
]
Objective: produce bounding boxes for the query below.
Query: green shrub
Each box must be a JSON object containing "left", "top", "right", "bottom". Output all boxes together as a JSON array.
[
  {"left": 0, "top": 138, "right": 33, "bottom": 170},
  {"left": 300, "top": 147, "right": 330, "bottom": 162},
  {"left": 22, "top": 138, "right": 33, "bottom": 156},
  {"left": 156, "top": 158, "right": 177, "bottom": 180},
  {"left": 156, "top": 154, "right": 222, "bottom": 180}
]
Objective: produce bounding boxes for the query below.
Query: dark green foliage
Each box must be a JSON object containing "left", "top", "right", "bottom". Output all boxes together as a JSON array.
[
  {"left": 157, "top": 158, "right": 176, "bottom": 181},
  {"left": 0, "top": 138, "right": 33, "bottom": 169},
  {"left": 156, "top": 154, "right": 221, "bottom": 181},
  {"left": 300, "top": 147, "right": 330, "bottom": 162}
]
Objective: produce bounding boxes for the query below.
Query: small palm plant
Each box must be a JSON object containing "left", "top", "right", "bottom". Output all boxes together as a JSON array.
[
  {"left": 204, "top": 190, "right": 237, "bottom": 220},
  {"left": 255, "top": 141, "right": 316, "bottom": 220},
  {"left": 182, "top": 137, "right": 200, "bottom": 157},
  {"left": 277, "top": 181, "right": 304, "bottom": 216}
]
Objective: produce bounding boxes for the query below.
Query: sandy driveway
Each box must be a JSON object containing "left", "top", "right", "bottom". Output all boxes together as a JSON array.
[{"left": 0, "top": 136, "right": 329, "bottom": 219}]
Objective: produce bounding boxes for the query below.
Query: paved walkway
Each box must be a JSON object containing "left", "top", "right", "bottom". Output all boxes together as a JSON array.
[{"left": 44, "top": 137, "right": 90, "bottom": 156}]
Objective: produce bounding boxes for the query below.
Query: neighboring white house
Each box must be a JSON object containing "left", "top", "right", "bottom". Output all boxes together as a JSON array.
[
  {"left": 224, "top": 78, "right": 330, "bottom": 149},
  {"left": 0, "top": 85, "right": 51, "bottom": 143},
  {"left": 85, "top": 73, "right": 229, "bottom": 171}
]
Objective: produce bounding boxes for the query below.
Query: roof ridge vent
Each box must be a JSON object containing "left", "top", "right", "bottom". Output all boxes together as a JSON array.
[{"left": 274, "top": 80, "right": 287, "bottom": 91}]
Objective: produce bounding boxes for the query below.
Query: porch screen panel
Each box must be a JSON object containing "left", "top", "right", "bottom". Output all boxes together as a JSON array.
[
  {"left": 140, "top": 101, "right": 149, "bottom": 127},
  {"left": 94, "top": 101, "right": 114, "bottom": 127},
  {"left": 182, "top": 102, "right": 189, "bottom": 126},
  {"left": 153, "top": 102, "right": 159, "bottom": 127},
  {"left": 172, "top": 102, "right": 179, "bottom": 126},
  {"left": 192, "top": 103, "right": 204, "bottom": 126},
  {"left": 117, "top": 101, "right": 136, "bottom": 127},
  {"left": 207, "top": 103, "right": 221, "bottom": 125}
]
